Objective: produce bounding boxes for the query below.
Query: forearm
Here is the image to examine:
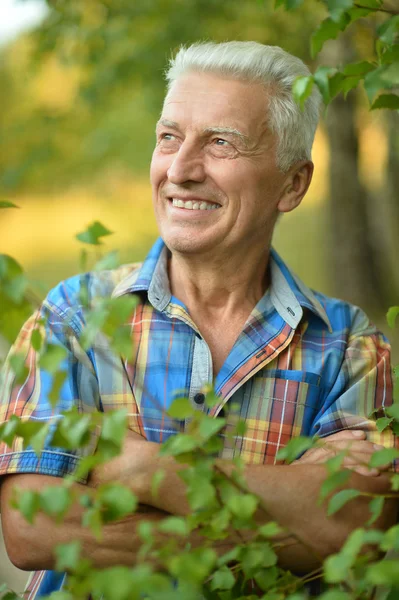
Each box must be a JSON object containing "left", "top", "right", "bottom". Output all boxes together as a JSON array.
[
  {"left": 243, "top": 463, "right": 397, "bottom": 570},
  {"left": 134, "top": 444, "right": 397, "bottom": 572},
  {"left": 1, "top": 474, "right": 167, "bottom": 571}
]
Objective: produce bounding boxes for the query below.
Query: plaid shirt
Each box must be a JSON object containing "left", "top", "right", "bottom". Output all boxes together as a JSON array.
[{"left": 0, "top": 238, "right": 396, "bottom": 597}]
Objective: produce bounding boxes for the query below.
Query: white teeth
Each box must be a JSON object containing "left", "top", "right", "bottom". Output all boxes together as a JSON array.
[{"left": 171, "top": 198, "right": 220, "bottom": 210}]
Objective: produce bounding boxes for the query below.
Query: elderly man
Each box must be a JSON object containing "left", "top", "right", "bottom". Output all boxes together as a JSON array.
[{"left": 0, "top": 41, "right": 397, "bottom": 596}]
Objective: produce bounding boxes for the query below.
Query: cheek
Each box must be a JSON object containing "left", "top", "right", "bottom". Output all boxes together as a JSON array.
[{"left": 150, "top": 150, "right": 168, "bottom": 185}]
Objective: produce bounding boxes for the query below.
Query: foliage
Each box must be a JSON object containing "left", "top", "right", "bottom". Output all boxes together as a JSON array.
[
  {"left": 0, "top": 1, "right": 399, "bottom": 599},
  {"left": 288, "top": 0, "right": 399, "bottom": 108}
]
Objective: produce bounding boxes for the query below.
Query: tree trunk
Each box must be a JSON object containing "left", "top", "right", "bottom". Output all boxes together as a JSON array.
[{"left": 325, "top": 92, "right": 384, "bottom": 312}]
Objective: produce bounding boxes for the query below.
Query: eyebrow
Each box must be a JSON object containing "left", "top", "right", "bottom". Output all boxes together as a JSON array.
[{"left": 156, "top": 119, "right": 250, "bottom": 147}]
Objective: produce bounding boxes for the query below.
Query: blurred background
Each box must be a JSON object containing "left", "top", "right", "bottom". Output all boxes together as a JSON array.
[{"left": 0, "top": 0, "right": 398, "bottom": 590}]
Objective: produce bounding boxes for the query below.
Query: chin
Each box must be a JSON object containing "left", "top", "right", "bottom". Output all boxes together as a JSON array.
[{"left": 162, "top": 231, "right": 216, "bottom": 256}]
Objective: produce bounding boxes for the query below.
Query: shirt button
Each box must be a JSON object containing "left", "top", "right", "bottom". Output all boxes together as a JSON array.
[{"left": 193, "top": 393, "right": 205, "bottom": 405}]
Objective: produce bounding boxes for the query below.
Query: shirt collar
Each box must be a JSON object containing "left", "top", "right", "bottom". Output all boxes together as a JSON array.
[{"left": 112, "top": 238, "right": 332, "bottom": 332}]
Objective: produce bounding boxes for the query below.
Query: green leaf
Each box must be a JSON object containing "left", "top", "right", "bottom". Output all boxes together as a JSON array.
[
  {"left": 325, "top": 450, "right": 346, "bottom": 474},
  {"left": 276, "top": 435, "right": 315, "bottom": 462},
  {"left": 326, "top": 0, "right": 353, "bottom": 23},
  {"left": 372, "top": 94, "right": 399, "bottom": 110},
  {"left": 375, "top": 416, "right": 394, "bottom": 432},
  {"left": 0, "top": 201, "right": 19, "bottom": 209},
  {"left": 31, "top": 328, "right": 43, "bottom": 352},
  {"left": 367, "top": 560, "right": 399, "bottom": 585},
  {"left": 158, "top": 516, "right": 189, "bottom": 537},
  {"left": 311, "top": 15, "right": 349, "bottom": 58},
  {"left": 187, "top": 477, "right": 216, "bottom": 511},
  {"left": 275, "top": 0, "right": 304, "bottom": 8},
  {"left": 314, "top": 67, "right": 339, "bottom": 104},
  {"left": 76, "top": 221, "right": 113, "bottom": 246},
  {"left": 46, "top": 592, "right": 74, "bottom": 600},
  {"left": 15, "top": 489, "right": 40, "bottom": 524},
  {"left": 381, "top": 524, "right": 399, "bottom": 552},
  {"left": 258, "top": 521, "right": 284, "bottom": 538},
  {"left": 199, "top": 416, "right": 226, "bottom": 440},
  {"left": 0, "top": 255, "right": 28, "bottom": 304},
  {"left": 17, "top": 420, "right": 49, "bottom": 454},
  {"left": 48, "top": 371, "right": 67, "bottom": 409},
  {"left": 100, "top": 409, "right": 128, "bottom": 446},
  {"left": 318, "top": 590, "right": 352, "bottom": 600},
  {"left": 343, "top": 61, "right": 375, "bottom": 76},
  {"left": 40, "top": 486, "right": 72, "bottom": 520},
  {"left": 347, "top": 6, "right": 372, "bottom": 22},
  {"left": 370, "top": 447, "right": 399, "bottom": 467},
  {"left": 391, "top": 474, "right": 399, "bottom": 491},
  {"left": 364, "top": 65, "right": 393, "bottom": 103},
  {"left": 355, "top": 0, "right": 382, "bottom": 7},
  {"left": 377, "top": 15, "right": 399, "bottom": 45},
  {"left": 168, "top": 398, "right": 195, "bottom": 420},
  {"left": 99, "top": 483, "right": 137, "bottom": 522},
  {"left": 0, "top": 415, "right": 20, "bottom": 446},
  {"left": 241, "top": 543, "right": 277, "bottom": 577},
  {"left": 254, "top": 566, "right": 279, "bottom": 592},
  {"left": 341, "top": 528, "right": 365, "bottom": 558},
  {"left": 40, "top": 344, "right": 67, "bottom": 374},
  {"left": 226, "top": 493, "right": 258, "bottom": 519},
  {"left": 168, "top": 548, "right": 217, "bottom": 583},
  {"left": 92, "top": 566, "right": 136, "bottom": 600},
  {"left": 210, "top": 566, "right": 236, "bottom": 591},
  {"left": 54, "top": 541, "right": 81, "bottom": 572},
  {"left": 293, "top": 76, "right": 314, "bottom": 110},
  {"left": 341, "top": 75, "right": 363, "bottom": 98},
  {"left": 367, "top": 496, "right": 385, "bottom": 526},
  {"left": 51, "top": 411, "right": 92, "bottom": 449},
  {"left": 381, "top": 45, "right": 399, "bottom": 65},
  {"left": 327, "top": 489, "right": 361, "bottom": 516},
  {"left": 151, "top": 468, "right": 165, "bottom": 500},
  {"left": 324, "top": 552, "right": 353, "bottom": 583},
  {"left": 9, "top": 353, "right": 29, "bottom": 384},
  {"left": 94, "top": 250, "right": 120, "bottom": 271},
  {"left": 386, "top": 402, "right": 399, "bottom": 419},
  {"left": 319, "top": 469, "right": 351, "bottom": 503},
  {"left": 160, "top": 433, "right": 199, "bottom": 456}
]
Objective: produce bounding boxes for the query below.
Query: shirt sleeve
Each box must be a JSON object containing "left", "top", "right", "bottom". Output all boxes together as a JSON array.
[
  {"left": 311, "top": 308, "right": 399, "bottom": 470},
  {"left": 0, "top": 301, "right": 101, "bottom": 484}
]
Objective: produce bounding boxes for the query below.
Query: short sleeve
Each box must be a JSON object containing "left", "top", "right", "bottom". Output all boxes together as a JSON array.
[
  {"left": 311, "top": 309, "right": 399, "bottom": 470},
  {"left": 0, "top": 302, "right": 101, "bottom": 483}
]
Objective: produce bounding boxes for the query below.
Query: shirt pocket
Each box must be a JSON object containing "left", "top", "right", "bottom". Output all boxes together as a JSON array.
[{"left": 229, "top": 369, "right": 321, "bottom": 466}]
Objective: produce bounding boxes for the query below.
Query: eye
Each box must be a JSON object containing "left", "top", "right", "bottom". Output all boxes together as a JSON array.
[
  {"left": 214, "top": 138, "right": 230, "bottom": 146},
  {"left": 160, "top": 132, "right": 176, "bottom": 141}
]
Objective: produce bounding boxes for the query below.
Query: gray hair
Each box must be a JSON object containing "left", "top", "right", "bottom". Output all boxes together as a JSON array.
[{"left": 165, "top": 41, "right": 322, "bottom": 172}]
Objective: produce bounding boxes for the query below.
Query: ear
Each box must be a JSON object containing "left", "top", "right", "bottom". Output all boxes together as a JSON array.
[{"left": 277, "top": 161, "right": 314, "bottom": 213}]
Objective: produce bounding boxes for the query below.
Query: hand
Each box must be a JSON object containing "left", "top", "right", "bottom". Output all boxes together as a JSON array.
[{"left": 293, "top": 430, "right": 389, "bottom": 477}]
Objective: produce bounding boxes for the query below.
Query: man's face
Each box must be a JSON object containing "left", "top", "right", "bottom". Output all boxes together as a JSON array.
[{"left": 150, "top": 72, "right": 293, "bottom": 258}]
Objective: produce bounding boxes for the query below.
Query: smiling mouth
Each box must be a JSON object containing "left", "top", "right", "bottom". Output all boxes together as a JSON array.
[{"left": 169, "top": 198, "right": 220, "bottom": 211}]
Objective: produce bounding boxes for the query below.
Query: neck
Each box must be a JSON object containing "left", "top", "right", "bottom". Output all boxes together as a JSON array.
[{"left": 168, "top": 244, "right": 271, "bottom": 317}]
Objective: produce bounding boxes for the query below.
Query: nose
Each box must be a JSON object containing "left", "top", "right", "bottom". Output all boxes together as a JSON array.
[{"left": 167, "top": 141, "right": 206, "bottom": 185}]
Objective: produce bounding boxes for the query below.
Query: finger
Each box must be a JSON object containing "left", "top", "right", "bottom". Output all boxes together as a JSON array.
[
  {"left": 352, "top": 465, "right": 380, "bottom": 477},
  {"left": 320, "top": 430, "right": 366, "bottom": 442},
  {"left": 322, "top": 441, "right": 384, "bottom": 454}
]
